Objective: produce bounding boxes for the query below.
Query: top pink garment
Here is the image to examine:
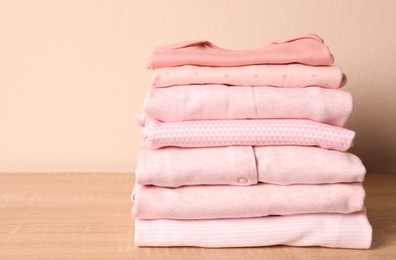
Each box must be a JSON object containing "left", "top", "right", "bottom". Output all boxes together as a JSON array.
[{"left": 148, "top": 34, "right": 334, "bottom": 69}]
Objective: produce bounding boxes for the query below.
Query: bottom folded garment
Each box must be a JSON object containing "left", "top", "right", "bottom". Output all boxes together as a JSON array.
[{"left": 135, "top": 211, "right": 372, "bottom": 249}]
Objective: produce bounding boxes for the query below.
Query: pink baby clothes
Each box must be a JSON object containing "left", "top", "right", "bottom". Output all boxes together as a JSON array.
[
  {"left": 132, "top": 183, "right": 365, "bottom": 219},
  {"left": 144, "top": 85, "right": 352, "bottom": 126},
  {"left": 148, "top": 34, "right": 334, "bottom": 69},
  {"left": 136, "top": 146, "right": 257, "bottom": 187},
  {"left": 141, "top": 119, "right": 355, "bottom": 152},
  {"left": 151, "top": 64, "right": 346, "bottom": 89},
  {"left": 136, "top": 146, "right": 366, "bottom": 187},
  {"left": 135, "top": 211, "right": 372, "bottom": 249}
]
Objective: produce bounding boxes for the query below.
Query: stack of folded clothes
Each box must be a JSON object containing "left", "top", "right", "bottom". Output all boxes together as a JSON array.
[{"left": 132, "top": 34, "right": 372, "bottom": 249}]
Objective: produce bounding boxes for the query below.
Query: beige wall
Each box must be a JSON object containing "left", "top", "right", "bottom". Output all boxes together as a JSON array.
[{"left": 0, "top": 0, "right": 395, "bottom": 173}]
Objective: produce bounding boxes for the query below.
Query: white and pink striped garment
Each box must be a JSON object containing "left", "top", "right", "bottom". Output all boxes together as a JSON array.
[
  {"left": 140, "top": 119, "right": 355, "bottom": 152},
  {"left": 132, "top": 183, "right": 365, "bottom": 219},
  {"left": 136, "top": 146, "right": 366, "bottom": 187},
  {"left": 134, "top": 211, "right": 372, "bottom": 249},
  {"left": 144, "top": 85, "right": 352, "bottom": 126},
  {"left": 151, "top": 64, "right": 346, "bottom": 89}
]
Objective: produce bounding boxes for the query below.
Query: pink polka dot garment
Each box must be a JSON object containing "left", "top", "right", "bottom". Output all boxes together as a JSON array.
[{"left": 141, "top": 119, "right": 355, "bottom": 152}]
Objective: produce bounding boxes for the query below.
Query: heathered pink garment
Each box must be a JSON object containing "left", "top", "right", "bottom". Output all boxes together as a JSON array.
[
  {"left": 134, "top": 211, "right": 372, "bottom": 249},
  {"left": 151, "top": 64, "right": 346, "bottom": 89},
  {"left": 144, "top": 85, "right": 352, "bottom": 126},
  {"left": 147, "top": 34, "right": 334, "bottom": 69},
  {"left": 136, "top": 146, "right": 366, "bottom": 187},
  {"left": 132, "top": 183, "right": 365, "bottom": 219},
  {"left": 140, "top": 119, "right": 355, "bottom": 152},
  {"left": 136, "top": 146, "right": 257, "bottom": 187}
]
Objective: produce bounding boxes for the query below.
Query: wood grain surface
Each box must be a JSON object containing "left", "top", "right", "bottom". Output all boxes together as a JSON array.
[{"left": 0, "top": 173, "right": 395, "bottom": 259}]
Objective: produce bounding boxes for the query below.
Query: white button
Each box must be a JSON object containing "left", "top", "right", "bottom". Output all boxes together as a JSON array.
[{"left": 237, "top": 177, "right": 248, "bottom": 183}]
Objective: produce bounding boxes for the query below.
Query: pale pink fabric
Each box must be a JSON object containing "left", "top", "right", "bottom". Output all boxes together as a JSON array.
[
  {"left": 136, "top": 146, "right": 366, "bottom": 187},
  {"left": 144, "top": 85, "right": 352, "bottom": 126},
  {"left": 151, "top": 64, "right": 346, "bottom": 89},
  {"left": 148, "top": 34, "right": 334, "bottom": 69},
  {"left": 140, "top": 119, "right": 355, "bottom": 151},
  {"left": 134, "top": 211, "right": 372, "bottom": 249},
  {"left": 132, "top": 183, "right": 365, "bottom": 219}
]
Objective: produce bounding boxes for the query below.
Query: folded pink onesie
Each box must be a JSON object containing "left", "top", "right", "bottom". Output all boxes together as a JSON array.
[
  {"left": 140, "top": 119, "right": 355, "bottom": 152},
  {"left": 144, "top": 85, "right": 352, "bottom": 126},
  {"left": 134, "top": 211, "right": 372, "bottom": 249},
  {"left": 136, "top": 146, "right": 366, "bottom": 187},
  {"left": 148, "top": 34, "right": 334, "bottom": 69},
  {"left": 132, "top": 182, "right": 364, "bottom": 219},
  {"left": 151, "top": 64, "right": 346, "bottom": 89}
]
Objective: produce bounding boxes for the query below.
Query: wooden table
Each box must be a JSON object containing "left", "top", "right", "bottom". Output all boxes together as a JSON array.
[{"left": 0, "top": 173, "right": 395, "bottom": 259}]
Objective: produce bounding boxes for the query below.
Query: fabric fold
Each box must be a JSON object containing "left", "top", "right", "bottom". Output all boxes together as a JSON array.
[
  {"left": 132, "top": 183, "right": 365, "bottom": 219},
  {"left": 151, "top": 64, "right": 346, "bottom": 89},
  {"left": 135, "top": 211, "right": 372, "bottom": 249},
  {"left": 148, "top": 33, "right": 334, "bottom": 68},
  {"left": 144, "top": 85, "right": 352, "bottom": 126},
  {"left": 141, "top": 119, "right": 355, "bottom": 151},
  {"left": 136, "top": 146, "right": 366, "bottom": 187}
]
